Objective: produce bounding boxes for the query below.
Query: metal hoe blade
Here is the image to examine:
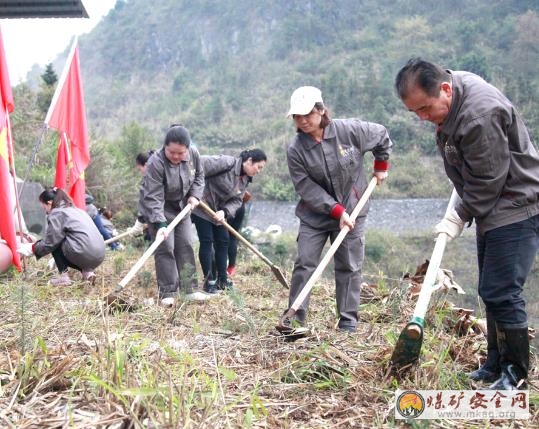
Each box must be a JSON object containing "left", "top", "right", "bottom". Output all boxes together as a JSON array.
[
  {"left": 276, "top": 308, "right": 310, "bottom": 340},
  {"left": 198, "top": 200, "right": 290, "bottom": 289},
  {"left": 271, "top": 265, "right": 289, "bottom": 290},
  {"left": 389, "top": 322, "right": 424, "bottom": 370}
]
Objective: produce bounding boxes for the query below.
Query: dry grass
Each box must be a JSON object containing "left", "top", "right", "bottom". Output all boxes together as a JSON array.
[{"left": 0, "top": 243, "right": 537, "bottom": 428}]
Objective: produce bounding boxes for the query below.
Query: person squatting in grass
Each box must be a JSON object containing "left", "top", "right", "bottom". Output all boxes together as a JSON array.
[
  {"left": 395, "top": 58, "right": 539, "bottom": 390},
  {"left": 85, "top": 193, "right": 121, "bottom": 251},
  {"left": 191, "top": 149, "right": 267, "bottom": 294},
  {"left": 284, "top": 86, "right": 392, "bottom": 333},
  {"left": 138, "top": 125, "right": 212, "bottom": 306},
  {"left": 16, "top": 187, "right": 105, "bottom": 286},
  {"left": 99, "top": 207, "right": 118, "bottom": 238}
]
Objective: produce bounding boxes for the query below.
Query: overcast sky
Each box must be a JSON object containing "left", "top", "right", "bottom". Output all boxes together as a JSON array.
[{"left": 0, "top": 0, "right": 116, "bottom": 84}]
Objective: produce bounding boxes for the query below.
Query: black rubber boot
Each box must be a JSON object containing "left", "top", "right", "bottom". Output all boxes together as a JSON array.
[
  {"left": 468, "top": 312, "right": 500, "bottom": 382},
  {"left": 488, "top": 324, "right": 529, "bottom": 390}
]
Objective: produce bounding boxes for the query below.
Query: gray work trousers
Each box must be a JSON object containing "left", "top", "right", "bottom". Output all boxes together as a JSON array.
[
  {"left": 148, "top": 213, "right": 198, "bottom": 299},
  {"left": 289, "top": 218, "right": 365, "bottom": 329}
]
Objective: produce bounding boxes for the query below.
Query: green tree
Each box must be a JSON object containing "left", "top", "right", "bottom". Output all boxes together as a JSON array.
[
  {"left": 456, "top": 53, "right": 490, "bottom": 80},
  {"left": 36, "top": 63, "right": 57, "bottom": 115},
  {"left": 41, "top": 63, "right": 57, "bottom": 86}
]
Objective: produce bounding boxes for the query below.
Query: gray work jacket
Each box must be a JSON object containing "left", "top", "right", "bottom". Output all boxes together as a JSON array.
[
  {"left": 139, "top": 145, "right": 204, "bottom": 225},
  {"left": 287, "top": 118, "right": 392, "bottom": 230},
  {"left": 438, "top": 71, "right": 539, "bottom": 234},
  {"left": 34, "top": 205, "right": 105, "bottom": 269},
  {"left": 191, "top": 155, "right": 248, "bottom": 223}
]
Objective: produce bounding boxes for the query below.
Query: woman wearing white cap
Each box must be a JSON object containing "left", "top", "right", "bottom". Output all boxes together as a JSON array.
[{"left": 284, "top": 86, "right": 393, "bottom": 332}]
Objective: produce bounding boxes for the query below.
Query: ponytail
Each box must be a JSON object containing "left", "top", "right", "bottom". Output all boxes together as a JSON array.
[{"left": 39, "top": 187, "right": 73, "bottom": 209}]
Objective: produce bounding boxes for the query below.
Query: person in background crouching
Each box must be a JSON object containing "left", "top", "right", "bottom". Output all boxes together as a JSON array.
[{"left": 16, "top": 187, "right": 105, "bottom": 286}]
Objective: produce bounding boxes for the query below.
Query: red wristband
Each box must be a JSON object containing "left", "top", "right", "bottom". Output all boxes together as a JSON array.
[
  {"left": 374, "top": 159, "right": 389, "bottom": 171},
  {"left": 330, "top": 204, "right": 346, "bottom": 220}
]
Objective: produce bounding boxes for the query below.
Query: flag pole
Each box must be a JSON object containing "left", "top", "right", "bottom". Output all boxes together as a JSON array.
[
  {"left": 62, "top": 131, "right": 73, "bottom": 190},
  {"left": 5, "top": 110, "right": 28, "bottom": 271},
  {"left": 5, "top": 111, "right": 25, "bottom": 230}
]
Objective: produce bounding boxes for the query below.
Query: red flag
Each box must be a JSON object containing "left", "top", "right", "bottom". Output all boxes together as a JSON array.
[
  {"left": 54, "top": 136, "right": 68, "bottom": 190},
  {"left": 45, "top": 38, "right": 89, "bottom": 209},
  {"left": 0, "top": 27, "right": 21, "bottom": 270}
]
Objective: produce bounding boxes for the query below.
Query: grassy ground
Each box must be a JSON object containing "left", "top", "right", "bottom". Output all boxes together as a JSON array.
[{"left": 0, "top": 234, "right": 537, "bottom": 428}]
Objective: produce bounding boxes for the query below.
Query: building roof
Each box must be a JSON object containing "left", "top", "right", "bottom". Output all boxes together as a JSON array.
[{"left": 0, "top": 1, "right": 88, "bottom": 19}]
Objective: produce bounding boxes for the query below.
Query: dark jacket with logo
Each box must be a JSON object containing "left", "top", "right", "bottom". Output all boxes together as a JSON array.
[
  {"left": 191, "top": 155, "right": 249, "bottom": 224},
  {"left": 438, "top": 71, "right": 539, "bottom": 234},
  {"left": 139, "top": 145, "right": 204, "bottom": 225}
]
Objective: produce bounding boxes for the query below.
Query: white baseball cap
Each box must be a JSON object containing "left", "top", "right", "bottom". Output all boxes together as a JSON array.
[{"left": 287, "top": 86, "right": 323, "bottom": 117}]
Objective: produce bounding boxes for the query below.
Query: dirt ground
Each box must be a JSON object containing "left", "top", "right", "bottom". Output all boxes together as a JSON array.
[{"left": 0, "top": 243, "right": 537, "bottom": 428}]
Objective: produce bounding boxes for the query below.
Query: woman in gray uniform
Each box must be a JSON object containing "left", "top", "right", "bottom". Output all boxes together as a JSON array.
[
  {"left": 191, "top": 149, "right": 266, "bottom": 293},
  {"left": 17, "top": 187, "right": 105, "bottom": 286},
  {"left": 284, "top": 86, "right": 392, "bottom": 333},
  {"left": 138, "top": 125, "right": 210, "bottom": 306}
]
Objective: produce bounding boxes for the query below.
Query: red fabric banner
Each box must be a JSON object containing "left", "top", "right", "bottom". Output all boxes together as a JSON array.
[
  {"left": 0, "top": 28, "right": 21, "bottom": 271},
  {"left": 45, "top": 42, "right": 89, "bottom": 209}
]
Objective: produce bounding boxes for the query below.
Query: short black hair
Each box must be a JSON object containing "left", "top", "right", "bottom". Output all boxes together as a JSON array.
[
  {"left": 395, "top": 57, "right": 451, "bottom": 99},
  {"left": 239, "top": 148, "right": 267, "bottom": 163},
  {"left": 164, "top": 125, "right": 191, "bottom": 147}
]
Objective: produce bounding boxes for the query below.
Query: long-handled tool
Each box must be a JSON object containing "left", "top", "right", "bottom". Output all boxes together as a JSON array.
[
  {"left": 276, "top": 176, "right": 378, "bottom": 336},
  {"left": 389, "top": 188, "right": 459, "bottom": 370},
  {"left": 112, "top": 204, "right": 192, "bottom": 293},
  {"left": 104, "top": 229, "right": 137, "bottom": 245},
  {"left": 198, "top": 200, "right": 290, "bottom": 289}
]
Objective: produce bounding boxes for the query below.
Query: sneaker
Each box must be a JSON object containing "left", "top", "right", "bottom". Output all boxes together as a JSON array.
[
  {"left": 109, "top": 242, "right": 122, "bottom": 251},
  {"left": 226, "top": 265, "right": 236, "bottom": 276},
  {"left": 50, "top": 272, "right": 72, "bottom": 286},
  {"left": 82, "top": 270, "right": 96, "bottom": 285},
  {"left": 203, "top": 280, "right": 221, "bottom": 295},
  {"left": 217, "top": 279, "right": 234, "bottom": 291},
  {"left": 185, "top": 291, "right": 213, "bottom": 301},
  {"left": 160, "top": 297, "right": 175, "bottom": 307}
]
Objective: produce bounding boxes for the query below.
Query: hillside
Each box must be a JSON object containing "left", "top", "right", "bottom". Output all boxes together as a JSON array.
[
  {"left": 10, "top": 0, "right": 539, "bottom": 205},
  {"left": 78, "top": 0, "right": 539, "bottom": 142}
]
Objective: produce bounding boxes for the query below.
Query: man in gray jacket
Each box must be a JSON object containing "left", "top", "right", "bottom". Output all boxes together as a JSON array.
[{"left": 395, "top": 58, "right": 539, "bottom": 390}]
